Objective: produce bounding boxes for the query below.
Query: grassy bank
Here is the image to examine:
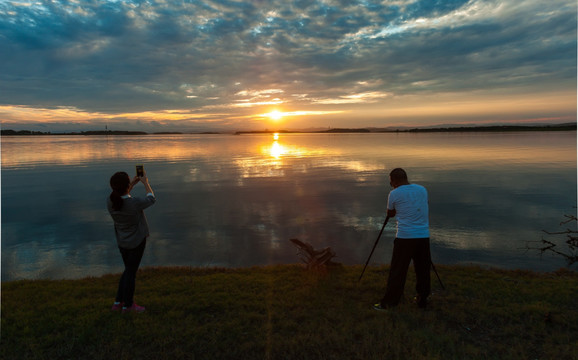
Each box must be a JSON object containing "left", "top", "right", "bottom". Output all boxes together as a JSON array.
[{"left": 2, "top": 265, "right": 577, "bottom": 360}]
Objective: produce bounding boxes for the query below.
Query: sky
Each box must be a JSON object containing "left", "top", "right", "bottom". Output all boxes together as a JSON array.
[{"left": 0, "top": 0, "right": 576, "bottom": 132}]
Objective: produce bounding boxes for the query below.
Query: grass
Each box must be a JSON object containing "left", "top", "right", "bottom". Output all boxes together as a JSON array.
[{"left": 2, "top": 264, "right": 577, "bottom": 360}]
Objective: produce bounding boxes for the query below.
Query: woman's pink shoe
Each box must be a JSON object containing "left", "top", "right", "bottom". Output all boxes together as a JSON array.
[{"left": 122, "top": 303, "right": 145, "bottom": 313}]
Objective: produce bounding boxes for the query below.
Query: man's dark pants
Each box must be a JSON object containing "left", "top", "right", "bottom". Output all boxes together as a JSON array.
[
  {"left": 381, "top": 238, "right": 431, "bottom": 307},
  {"left": 116, "top": 238, "right": 146, "bottom": 307}
]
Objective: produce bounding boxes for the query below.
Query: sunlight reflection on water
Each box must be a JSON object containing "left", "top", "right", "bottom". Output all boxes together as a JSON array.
[{"left": 1, "top": 132, "right": 576, "bottom": 280}]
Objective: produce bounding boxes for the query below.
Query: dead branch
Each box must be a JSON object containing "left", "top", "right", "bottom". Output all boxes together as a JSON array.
[{"left": 527, "top": 210, "right": 577, "bottom": 266}]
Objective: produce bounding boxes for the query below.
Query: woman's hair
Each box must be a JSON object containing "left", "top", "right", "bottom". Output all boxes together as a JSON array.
[{"left": 109, "top": 172, "right": 130, "bottom": 211}]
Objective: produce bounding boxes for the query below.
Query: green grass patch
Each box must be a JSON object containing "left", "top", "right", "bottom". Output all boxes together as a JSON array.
[{"left": 2, "top": 265, "right": 577, "bottom": 359}]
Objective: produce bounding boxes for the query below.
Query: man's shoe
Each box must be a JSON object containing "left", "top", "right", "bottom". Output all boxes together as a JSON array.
[
  {"left": 111, "top": 302, "right": 123, "bottom": 311},
  {"left": 122, "top": 303, "right": 146, "bottom": 313}
]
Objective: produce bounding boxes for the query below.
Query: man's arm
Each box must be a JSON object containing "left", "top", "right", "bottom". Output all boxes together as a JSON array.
[{"left": 387, "top": 192, "right": 396, "bottom": 218}]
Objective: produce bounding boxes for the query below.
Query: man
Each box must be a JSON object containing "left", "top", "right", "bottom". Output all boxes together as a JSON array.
[{"left": 374, "top": 168, "right": 431, "bottom": 310}]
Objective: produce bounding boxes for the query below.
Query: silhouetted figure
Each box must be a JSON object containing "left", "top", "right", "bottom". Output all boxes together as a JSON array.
[
  {"left": 108, "top": 170, "right": 156, "bottom": 313},
  {"left": 374, "top": 168, "right": 431, "bottom": 311}
]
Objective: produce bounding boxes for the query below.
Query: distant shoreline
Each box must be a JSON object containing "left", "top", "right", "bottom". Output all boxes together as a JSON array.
[
  {"left": 235, "top": 123, "right": 577, "bottom": 135},
  {"left": 1, "top": 123, "right": 576, "bottom": 136}
]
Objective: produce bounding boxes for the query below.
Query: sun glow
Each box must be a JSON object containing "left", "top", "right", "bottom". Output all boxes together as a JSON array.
[{"left": 267, "top": 110, "right": 283, "bottom": 121}]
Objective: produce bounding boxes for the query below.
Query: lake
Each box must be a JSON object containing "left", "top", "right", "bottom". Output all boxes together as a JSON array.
[{"left": 1, "top": 131, "right": 576, "bottom": 281}]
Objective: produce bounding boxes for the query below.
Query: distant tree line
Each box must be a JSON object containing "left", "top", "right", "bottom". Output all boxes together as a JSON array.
[
  {"left": 1, "top": 130, "right": 154, "bottom": 136},
  {"left": 389, "top": 123, "right": 577, "bottom": 133},
  {"left": 3, "top": 123, "right": 576, "bottom": 136},
  {"left": 1, "top": 130, "right": 52, "bottom": 135}
]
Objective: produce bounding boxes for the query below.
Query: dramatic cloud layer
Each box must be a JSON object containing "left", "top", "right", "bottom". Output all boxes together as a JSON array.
[{"left": 0, "top": 0, "right": 576, "bottom": 131}]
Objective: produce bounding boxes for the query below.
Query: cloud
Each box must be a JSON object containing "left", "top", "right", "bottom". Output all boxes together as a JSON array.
[
  {"left": 311, "top": 91, "right": 390, "bottom": 105},
  {"left": 0, "top": 0, "right": 575, "bottom": 130}
]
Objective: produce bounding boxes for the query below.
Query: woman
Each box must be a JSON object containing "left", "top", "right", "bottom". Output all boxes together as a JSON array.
[{"left": 108, "top": 170, "right": 156, "bottom": 313}]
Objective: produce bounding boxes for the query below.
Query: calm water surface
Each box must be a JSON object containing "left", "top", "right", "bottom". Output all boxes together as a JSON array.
[{"left": 2, "top": 132, "right": 576, "bottom": 280}]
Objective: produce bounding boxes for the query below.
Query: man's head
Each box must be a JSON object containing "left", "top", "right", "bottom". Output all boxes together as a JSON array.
[{"left": 389, "top": 168, "right": 409, "bottom": 188}]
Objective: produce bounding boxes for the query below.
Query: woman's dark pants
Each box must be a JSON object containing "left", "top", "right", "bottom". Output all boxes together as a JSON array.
[
  {"left": 116, "top": 239, "right": 146, "bottom": 307},
  {"left": 381, "top": 238, "right": 431, "bottom": 307}
]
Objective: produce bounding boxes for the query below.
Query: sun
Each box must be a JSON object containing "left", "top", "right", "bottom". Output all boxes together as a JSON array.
[{"left": 267, "top": 110, "right": 283, "bottom": 121}]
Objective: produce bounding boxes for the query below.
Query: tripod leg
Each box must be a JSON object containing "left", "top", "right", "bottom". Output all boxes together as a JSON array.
[
  {"left": 431, "top": 261, "right": 445, "bottom": 290},
  {"left": 358, "top": 217, "right": 389, "bottom": 282}
]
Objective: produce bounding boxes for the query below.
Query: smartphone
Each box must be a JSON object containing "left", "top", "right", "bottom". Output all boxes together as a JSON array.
[{"left": 136, "top": 164, "right": 144, "bottom": 177}]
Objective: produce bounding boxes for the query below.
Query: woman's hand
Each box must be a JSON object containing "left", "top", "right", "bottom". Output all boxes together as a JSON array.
[
  {"left": 139, "top": 171, "right": 149, "bottom": 183},
  {"left": 139, "top": 171, "right": 154, "bottom": 194}
]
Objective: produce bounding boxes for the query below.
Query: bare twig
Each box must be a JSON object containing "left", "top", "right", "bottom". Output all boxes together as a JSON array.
[{"left": 526, "top": 209, "right": 577, "bottom": 266}]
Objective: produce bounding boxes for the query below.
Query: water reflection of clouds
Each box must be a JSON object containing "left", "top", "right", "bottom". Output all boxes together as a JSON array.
[
  {"left": 2, "top": 132, "right": 575, "bottom": 280},
  {"left": 3, "top": 231, "right": 121, "bottom": 281},
  {"left": 1, "top": 135, "right": 228, "bottom": 168},
  {"left": 3, "top": 132, "right": 575, "bottom": 170},
  {"left": 434, "top": 228, "right": 500, "bottom": 250},
  {"left": 231, "top": 135, "right": 388, "bottom": 181},
  {"left": 235, "top": 157, "right": 287, "bottom": 178},
  {"left": 389, "top": 133, "right": 576, "bottom": 168}
]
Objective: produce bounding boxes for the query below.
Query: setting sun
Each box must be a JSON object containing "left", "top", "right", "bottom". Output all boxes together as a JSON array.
[{"left": 268, "top": 110, "right": 283, "bottom": 121}]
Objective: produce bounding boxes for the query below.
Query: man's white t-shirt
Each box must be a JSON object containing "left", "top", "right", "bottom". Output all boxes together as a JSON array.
[{"left": 387, "top": 184, "right": 430, "bottom": 239}]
